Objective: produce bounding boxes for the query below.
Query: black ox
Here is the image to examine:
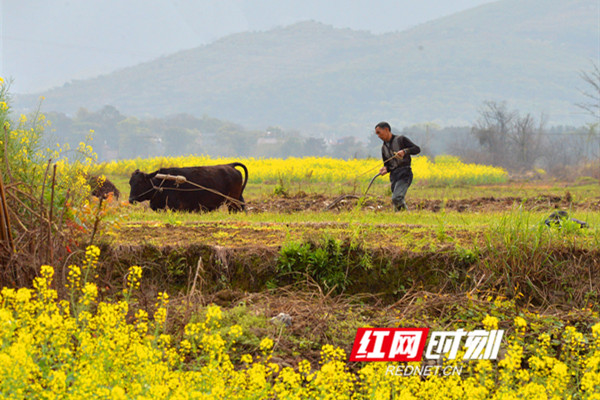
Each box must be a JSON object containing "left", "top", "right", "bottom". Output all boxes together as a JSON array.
[{"left": 128, "top": 163, "right": 248, "bottom": 212}]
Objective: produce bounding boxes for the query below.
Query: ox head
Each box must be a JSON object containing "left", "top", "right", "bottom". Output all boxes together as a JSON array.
[{"left": 128, "top": 169, "right": 157, "bottom": 204}]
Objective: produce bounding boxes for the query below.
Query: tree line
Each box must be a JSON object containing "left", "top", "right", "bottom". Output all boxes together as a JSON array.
[
  {"left": 45, "top": 106, "right": 380, "bottom": 161},
  {"left": 43, "top": 102, "right": 598, "bottom": 179}
]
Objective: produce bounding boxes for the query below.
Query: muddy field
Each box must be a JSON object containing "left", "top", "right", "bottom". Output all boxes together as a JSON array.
[
  {"left": 116, "top": 191, "right": 598, "bottom": 249},
  {"left": 246, "top": 192, "right": 600, "bottom": 213}
]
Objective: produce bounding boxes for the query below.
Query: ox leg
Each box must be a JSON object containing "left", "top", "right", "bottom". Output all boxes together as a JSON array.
[{"left": 227, "top": 195, "right": 245, "bottom": 213}]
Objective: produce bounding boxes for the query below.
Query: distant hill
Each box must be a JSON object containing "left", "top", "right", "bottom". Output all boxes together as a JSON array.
[{"left": 16, "top": 0, "right": 598, "bottom": 135}]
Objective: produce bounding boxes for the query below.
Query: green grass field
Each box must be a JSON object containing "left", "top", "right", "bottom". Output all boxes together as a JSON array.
[{"left": 108, "top": 174, "right": 599, "bottom": 248}]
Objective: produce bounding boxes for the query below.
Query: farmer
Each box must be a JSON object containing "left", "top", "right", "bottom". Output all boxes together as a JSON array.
[{"left": 375, "top": 121, "right": 420, "bottom": 211}]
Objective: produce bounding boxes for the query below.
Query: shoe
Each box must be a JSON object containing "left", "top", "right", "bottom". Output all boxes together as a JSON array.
[{"left": 394, "top": 201, "right": 409, "bottom": 212}]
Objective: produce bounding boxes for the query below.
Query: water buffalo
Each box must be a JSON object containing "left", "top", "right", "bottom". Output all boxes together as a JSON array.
[{"left": 128, "top": 163, "right": 248, "bottom": 212}]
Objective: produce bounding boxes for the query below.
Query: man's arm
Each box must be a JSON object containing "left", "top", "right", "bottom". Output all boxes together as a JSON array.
[
  {"left": 380, "top": 147, "right": 389, "bottom": 175},
  {"left": 400, "top": 136, "right": 420, "bottom": 156}
]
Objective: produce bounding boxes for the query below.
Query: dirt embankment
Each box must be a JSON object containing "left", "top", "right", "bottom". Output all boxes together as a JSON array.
[{"left": 98, "top": 237, "right": 600, "bottom": 312}]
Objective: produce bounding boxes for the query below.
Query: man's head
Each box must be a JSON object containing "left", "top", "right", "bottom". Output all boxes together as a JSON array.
[{"left": 375, "top": 121, "right": 392, "bottom": 141}]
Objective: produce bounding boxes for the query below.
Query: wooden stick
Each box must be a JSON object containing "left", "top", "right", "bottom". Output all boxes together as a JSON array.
[
  {"left": 88, "top": 197, "right": 104, "bottom": 246},
  {"left": 48, "top": 164, "right": 57, "bottom": 262},
  {"left": 3, "top": 126, "right": 13, "bottom": 182},
  {"left": 6, "top": 205, "right": 28, "bottom": 232},
  {"left": 0, "top": 184, "right": 8, "bottom": 243},
  {"left": 6, "top": 190, "right": 45, "bottom": 220},
  {"left": 58, "top": 189, "right": 70, "bottom": 232},
  {"left": 39, "top": 158, "right": 51, "bottom": 215},
  {"left": 0, "top": 172, "right": 14, "bottom": 252}
]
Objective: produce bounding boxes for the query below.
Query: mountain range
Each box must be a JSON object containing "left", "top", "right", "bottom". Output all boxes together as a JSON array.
[{"left": 15, "top": 0, "right": 598, "bottom": 136}]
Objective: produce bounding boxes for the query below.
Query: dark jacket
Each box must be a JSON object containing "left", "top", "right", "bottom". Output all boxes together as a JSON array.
[{"left": 381, "top": 134, "right": 421, "bottom": 172}]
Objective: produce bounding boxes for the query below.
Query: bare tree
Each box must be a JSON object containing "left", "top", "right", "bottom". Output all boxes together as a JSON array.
[
  {"left": 577, "top": 62, "right": 600, "bottom": 121},
  {"left": 469, "top": 101, "right": 547, "bottom": 171},
  {"left": 471, "top": 101, "right": 517, "bottom": 166},
  {"left": 508, "top": 113, "right": 545, "bottom": 170},
  {"left": 576, "top": 62, "right": 600, "bottom": 166}
]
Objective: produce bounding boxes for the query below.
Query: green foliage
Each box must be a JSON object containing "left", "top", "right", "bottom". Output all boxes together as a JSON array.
[
  {"left": 218, "top": 303, "right": 272, "bottom": 351},
  {"left": 480, "top": 210, "right": 599, "bottom": 304},
  {"left": 276, "top": 234, "right": 373, "bottom": 293},
  {"left": 272, "top": 174, "right": 289, "bottom": 197},
  {"left": 456, "top": 245, "right": 479, "bottom": 265}
]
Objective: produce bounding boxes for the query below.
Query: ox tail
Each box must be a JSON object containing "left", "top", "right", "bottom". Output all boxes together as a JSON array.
[{"left": 229, "top": 162, "right": 249, "bottom": 193}]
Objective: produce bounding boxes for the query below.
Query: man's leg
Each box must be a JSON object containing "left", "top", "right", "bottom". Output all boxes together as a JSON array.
[
  {"left": 391, "top": 171, "right": 413, "bottom": 211},
  {"left": 391, "top": 179, "right": 409, "bottom": 210}
]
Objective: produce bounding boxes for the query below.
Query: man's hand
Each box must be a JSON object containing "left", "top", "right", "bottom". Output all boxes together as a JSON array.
[
  {"left": 379, "top": 166, "right": 388, "bottom": 175},
  {"left": 394, "top": 150, "right": 406, "bottom": 159}
]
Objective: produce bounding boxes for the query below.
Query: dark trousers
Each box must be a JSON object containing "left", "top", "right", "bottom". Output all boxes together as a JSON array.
[{"left": 390, "top": 167, "right": 413, "bottom": 211}]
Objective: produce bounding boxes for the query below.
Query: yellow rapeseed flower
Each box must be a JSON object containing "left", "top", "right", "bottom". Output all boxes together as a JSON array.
[
  {"left": 482, "top": 315, "right": 499, "bottom": 330},
  {"left": 126, "top": 265, "right": 143, "bottom": 290},
  {"left": 260, "top": 337, "right": 274, "bottom": 352},
  {"left": 0, "top": 245, "right": 593, "bottom": 398},
  {"left": 241, "top": 354, "right": 253, "bottom": 364},
  {"left": 97, "top": 155, "right": 508, "bottom": 187},
  {"left": 514, "top": 316, "right": 527, "bottom": 335}
]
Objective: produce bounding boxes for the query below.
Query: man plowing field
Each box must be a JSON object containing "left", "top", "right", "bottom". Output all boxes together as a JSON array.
[{"left": 374, "top": 121, "right": 421, "bottom": 211}]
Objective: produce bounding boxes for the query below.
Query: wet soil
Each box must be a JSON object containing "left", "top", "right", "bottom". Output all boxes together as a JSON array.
[{"left": 247, "top": 193, "right": 599, "bottom": 213}]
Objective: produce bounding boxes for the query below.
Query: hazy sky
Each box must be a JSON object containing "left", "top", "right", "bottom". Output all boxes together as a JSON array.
[{"left": 1, "top": 0, "right": 497, "bottom": 93}]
